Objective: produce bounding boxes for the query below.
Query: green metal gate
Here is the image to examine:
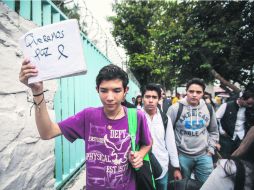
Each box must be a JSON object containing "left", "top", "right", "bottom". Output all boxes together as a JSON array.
[{"left": 2, "top": 0, "right": 140, "bottom": 189}]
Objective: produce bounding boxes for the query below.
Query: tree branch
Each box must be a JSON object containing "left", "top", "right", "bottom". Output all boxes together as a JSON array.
[{"left": 211, "top": 69, "right": 241, "bottom": 93}]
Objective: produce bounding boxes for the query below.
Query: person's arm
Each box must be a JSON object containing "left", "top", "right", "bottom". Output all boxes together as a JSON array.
[
  {"left": 232, "top": 125, "right": 254, "bottom": 156},
  {"left": 166, "top": 103, "right": 178, "bottom": 125},
  {"left": 19, "top": 59, "right": 61, "bottom": 139},
  {"left": 216, "top": 103, "right": 227, "bottom": 135},
  {"left": 129, "top": 143, "right": 152, "bottom": 168},
  {"left": 165, "top": 115, "right": 182, "bottom": 180},
  {"left": 33, "top": 93, "right": 62, "bottom": 139}
]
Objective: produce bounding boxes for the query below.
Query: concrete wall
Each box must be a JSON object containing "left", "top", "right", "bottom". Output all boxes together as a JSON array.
[{"left": 0, "top": 3, "right": 56, "bottom": 189}]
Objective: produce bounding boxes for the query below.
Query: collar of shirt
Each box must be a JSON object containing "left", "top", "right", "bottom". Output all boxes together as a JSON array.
[{"left": 142, "top": 108, "right": 163, "bottom": 128}]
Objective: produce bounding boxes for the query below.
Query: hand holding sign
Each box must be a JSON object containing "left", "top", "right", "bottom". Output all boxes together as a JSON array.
[{"left": 19, "top": 19, "right": 87, "bottom": 84}]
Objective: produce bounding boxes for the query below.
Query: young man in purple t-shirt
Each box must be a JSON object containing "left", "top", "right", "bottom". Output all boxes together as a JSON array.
[{"left": 19, "top": 60, "right": 152, "bottom": 190}]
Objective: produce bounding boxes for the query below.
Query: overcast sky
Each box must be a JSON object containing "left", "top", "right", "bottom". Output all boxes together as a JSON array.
[
  {"left": 78, "top": 0, "right": 126, "bottom": 67},
  {"left": 85, "top": 0, "right": 115, "bottom": 30}
]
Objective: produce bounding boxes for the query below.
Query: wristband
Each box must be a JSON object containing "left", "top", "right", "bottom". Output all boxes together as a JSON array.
[{"left": 33, "top": 91, "right": 44, "bottom": 97}]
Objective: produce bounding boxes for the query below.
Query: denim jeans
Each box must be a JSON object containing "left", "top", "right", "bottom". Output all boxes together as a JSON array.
[
  {"left": 179, "top": 154, "right": 213, "bottom": 183},
  {"left": 155, "top": 172, "right": 168, "bottom": 190}
]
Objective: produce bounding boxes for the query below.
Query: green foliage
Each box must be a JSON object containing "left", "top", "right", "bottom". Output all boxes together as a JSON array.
[
  {"left": 110, "top": 1, "right": 254, "bottom": 89},
  {"left": 108, "top": 1, "right": 155, "bottom": 54}
]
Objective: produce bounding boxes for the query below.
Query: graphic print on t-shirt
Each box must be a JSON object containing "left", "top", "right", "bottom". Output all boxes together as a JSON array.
[
  {"left": 104, "top": 134, "right": 131, "bottom": 165},
  {"left": 86, "top": 122, "right": 132, "bottom": 189},
  {"left": 178, "top": 110, "right": 209, "bottom": 137}
]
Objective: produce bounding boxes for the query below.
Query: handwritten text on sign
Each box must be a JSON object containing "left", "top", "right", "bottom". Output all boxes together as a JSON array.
[
  {"left": 24, "top": 30, "right": 68, "bottom": 61},
  {"left": 19, "top": 19, "right": 87, "bottom": 84}
]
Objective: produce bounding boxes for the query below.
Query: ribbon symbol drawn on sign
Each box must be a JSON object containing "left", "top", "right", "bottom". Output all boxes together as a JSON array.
[{"left": 58, "top": 44, "right": 68, "bottom": 60}]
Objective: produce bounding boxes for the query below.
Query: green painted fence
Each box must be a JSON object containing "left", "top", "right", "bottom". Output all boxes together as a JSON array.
[{"left": 2, "top": 0, "right": 140, "bottom": 189}]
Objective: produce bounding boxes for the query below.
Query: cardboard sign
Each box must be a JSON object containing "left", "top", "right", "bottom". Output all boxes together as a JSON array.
[{"left": 19, "top": 19, "right": 87, "bottom": 84}]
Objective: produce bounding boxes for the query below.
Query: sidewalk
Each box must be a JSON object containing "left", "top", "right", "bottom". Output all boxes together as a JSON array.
[{"left": 62, "top": 166, "right": 86, "bottom": 190}]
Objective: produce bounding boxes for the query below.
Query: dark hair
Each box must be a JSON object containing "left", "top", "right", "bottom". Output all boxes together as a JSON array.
[
  {"left": 233, "top": 142, "right": 254, "bottom": 190},
  {"left": 203, "top": 92, "right": 216, "bottom": 108},
  {"left": 96, "top": 64, "right": 129, "bottom": 89},
  {"left": 135, "top": 95, "right": 143, "bottom": 106},
  {"left": 186, "top": 78, "right": 206, "bottom": 92},
  {"left": 141, "top": 83, "right": 162, "bottom": 99},
  {"left": 246, "top": 83, "right": 254, "bottom": 93},
  {"left": 241, "top": 91, "right": 254, "bottom": 101}
]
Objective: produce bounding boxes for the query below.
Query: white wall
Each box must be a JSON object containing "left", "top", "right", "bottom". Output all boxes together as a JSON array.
[{"left": 0, "top": 3, "right": 56, "bottom": 189}]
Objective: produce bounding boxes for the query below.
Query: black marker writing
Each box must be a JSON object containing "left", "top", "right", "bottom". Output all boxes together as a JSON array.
[
  {"left": 34, "top": 47, "right": 52, "bottom": 60},
  {"left": 24, "top": 30, "right": 65, "bottom": 48},
  {"left": 25, "top": 33, "right": 38, "bottom": 48},
  {"left": 58, "top": 44, "right": 68, "bottom": 60}
]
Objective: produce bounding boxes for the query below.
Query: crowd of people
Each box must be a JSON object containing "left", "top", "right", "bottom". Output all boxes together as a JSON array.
[{"left": 19, "top": 60, "right": 254, "bottom": 190}]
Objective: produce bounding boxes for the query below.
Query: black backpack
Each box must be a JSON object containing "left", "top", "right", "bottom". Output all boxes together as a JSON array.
[{"left": 168, "top": 178, "right": 202, "bottom": 190}]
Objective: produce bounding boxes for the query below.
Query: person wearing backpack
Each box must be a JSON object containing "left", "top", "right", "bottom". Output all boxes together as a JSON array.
[
  {"left": 166, "top": 78, "right": 219, "bottom": 183},
  {"left": 19, "top": 60, "right": 152, "bottom": 190},
  {"left": 141, "top": 83, "right": 182, "bottom": 190}
]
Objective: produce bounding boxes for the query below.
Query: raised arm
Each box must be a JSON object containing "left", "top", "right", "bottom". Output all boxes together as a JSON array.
[{"left": 19, "top": 59, "right": 61, "bottom": 139}]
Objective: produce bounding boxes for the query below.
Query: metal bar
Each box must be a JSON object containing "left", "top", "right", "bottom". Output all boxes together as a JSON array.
[
  {"left": 32, "top": 0, "right": 42, "bottom": 26},
  {"left": 20, "top": 0, "right": 31, "bottom": 20},
  {"left": 2, "top": 0, "right": 15, "bottom": 10},
  {"left": 68, "top": 77, "right": 76, "bottom": 170},
  {"left": 42, "top": 3, "right": 51, "bottom": 26},
  {"left": 61, "top": 78, "right": 70, "bottom": 176}
]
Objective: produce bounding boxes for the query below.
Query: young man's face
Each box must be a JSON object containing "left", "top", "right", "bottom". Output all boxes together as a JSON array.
[
  {"left": 186, "top": 84, "right": 204, "bottom": 107},
  {"left": 97, "top": 79, "right": 126, "bottom": 113},
  {"left": 143, "top": 90, "right": 159, "bottom": 113}
]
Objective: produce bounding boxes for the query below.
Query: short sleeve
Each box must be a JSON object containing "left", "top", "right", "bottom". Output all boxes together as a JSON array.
[
  {"left": 136, "top": 110, "right": 152, "bottom": 146},
  {"left": 58, "top": 109, "right": 86, "bottom": 143}
]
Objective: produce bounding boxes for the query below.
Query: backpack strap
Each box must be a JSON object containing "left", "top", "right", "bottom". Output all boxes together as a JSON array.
[
  {"left": 206, "top": 103, "right": 213, "bottom": 117},
  {"left": 127, "top": 108, "right": 149, "bottom": 161},
  {"left": 158, "top": 107, "right": 168, "bottom": 131},
  {"left": 206, "top": 103, "right": 213, "bottom": 127},
  {"left": 127, "top": 108, "right": 138, "bottom": 152},
  {"left": 174, "top": 103, "right": 183, "bottom": 129},
  {"left": 127, "top": 108, "right": 156, "bottom": 189}
]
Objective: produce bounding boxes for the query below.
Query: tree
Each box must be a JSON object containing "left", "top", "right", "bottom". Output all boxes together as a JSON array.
[
  {"left": 110, "top": 1, "right": 254, "bottom": 91},
  {"left": 109, "top": 1, "right": 177, "bottom": 88},
  {"left": 188, "top": 1, "right": 254, "bottom": 91}
]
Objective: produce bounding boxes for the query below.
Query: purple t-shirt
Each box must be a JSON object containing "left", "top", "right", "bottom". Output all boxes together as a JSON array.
[{"left": 58, "top": 106, "right": 152, "bottom": 190}]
